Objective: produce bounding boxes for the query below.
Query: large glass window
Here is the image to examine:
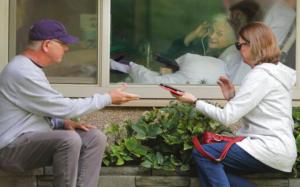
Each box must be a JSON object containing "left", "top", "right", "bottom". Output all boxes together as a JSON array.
[
  {"left": 7, "top": 0, "right": 298, "bottom": 100},
  {"left": 13, "top": 0, "right": 98, "bottom": 84},
  {"left": 110, "top": 0, "right": 296, "bottom": 85}
]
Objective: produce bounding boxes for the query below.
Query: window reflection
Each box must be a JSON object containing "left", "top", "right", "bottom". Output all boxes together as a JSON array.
[
  {"left": 15, "top": 0, "right": 98, "bottom": 84},
  {"left": 110, "top": 0, "right": 296, "bottom": 85}
]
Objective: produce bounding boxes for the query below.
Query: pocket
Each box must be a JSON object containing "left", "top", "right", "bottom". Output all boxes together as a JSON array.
[{"left": 6, "top": 133, "right": 31, "bottom": 149}]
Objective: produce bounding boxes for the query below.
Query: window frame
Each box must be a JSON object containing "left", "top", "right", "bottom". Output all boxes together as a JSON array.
[{"left": 1, "top": 0, "right": 299, "bottom": 105}]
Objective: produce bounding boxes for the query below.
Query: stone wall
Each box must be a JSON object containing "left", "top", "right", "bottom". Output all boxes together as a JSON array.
[
  {"left": 79, "top": 107, "right": 151, "bottom": 130},
  {"left": 1, "top": 167, "right": 300, "bottom": 187},
  {"left": 1, "top": 107, "right": 300, "bottom": 186}
]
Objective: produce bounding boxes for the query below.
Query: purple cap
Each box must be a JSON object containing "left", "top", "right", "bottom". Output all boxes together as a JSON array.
[{"left": 29, "top": 19, "right": 78, "bottom": 44}]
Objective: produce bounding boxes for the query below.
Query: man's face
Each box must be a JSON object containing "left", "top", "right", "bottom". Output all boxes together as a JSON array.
[
  {"left": 45, "top": 39, "right": 69, "bottom": 64},
  {"left": 208, "top": 21, "right": 236, "bottom": 49}
]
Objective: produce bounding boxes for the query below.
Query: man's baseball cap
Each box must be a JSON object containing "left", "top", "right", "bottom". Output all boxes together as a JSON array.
[{"left": 29, "top": 19, "right": 78, "bottom": 44}]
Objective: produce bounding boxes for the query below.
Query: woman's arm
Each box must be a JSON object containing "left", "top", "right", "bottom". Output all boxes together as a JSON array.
[{"left": 177, "top": 69, "right": 271, "bottom": 126}]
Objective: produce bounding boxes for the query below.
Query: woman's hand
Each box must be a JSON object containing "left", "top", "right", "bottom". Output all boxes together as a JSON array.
[
  {"left": 184, "top": 22, "right": 210, "bottom": 46},
  {"left": 64, "top": 119, "right": 96, "bottom": 131},
  {"left": 175, "top": 92, "right": 197, "bottom": 104},
  {"left": 217, "top": 76, "right": 235, "bottom": 101}
]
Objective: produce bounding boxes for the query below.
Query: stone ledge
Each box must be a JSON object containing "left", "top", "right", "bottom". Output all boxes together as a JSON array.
[
  {"left": 1, "top": 166, "right": 294, "bottom": 178},
  {"left": 0, "top": 168, "right": 43, "bottom": 176},
  {"left": 102, "top": 166, "right": 295, "bottom": 178},
  {"left": 0, "top": 166, "right": 298, "bottom": 187}
]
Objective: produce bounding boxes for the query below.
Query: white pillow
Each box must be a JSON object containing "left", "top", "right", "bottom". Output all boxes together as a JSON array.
[{"left": 176, "top": 53, "right": 226, "bottom": 85}]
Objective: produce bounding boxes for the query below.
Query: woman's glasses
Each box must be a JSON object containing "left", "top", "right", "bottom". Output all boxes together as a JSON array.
[{"left": 235, "top": 42, "right": 248, "bottom": 50}]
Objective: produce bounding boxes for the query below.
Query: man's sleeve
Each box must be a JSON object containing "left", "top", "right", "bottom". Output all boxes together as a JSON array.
[{"left": 50, "top": 118, "right": 65, "bottom": 129}]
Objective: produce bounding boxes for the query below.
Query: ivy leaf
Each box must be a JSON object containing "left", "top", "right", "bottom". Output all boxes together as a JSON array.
[
  {"left": 192, "top": 123, "right": 204, "bottom": 135},
  {"left": 180, "top": 164, "right": 190, "bottom": 171},
  {"left": 293, "top": 109, "right": 300, "bottom": 121},
  {"left": 103, "top": 158, "right": 110, "bottom": 166},
  {"left": 104, "top": 123, "right": 120, "bottom": 135},
  {"left": 156, "top": 152, "right": 164, "bottom": 165},
  {"left": 124, "top": 137, "right": 149, "bottom": 157},
  {"left": 116, "top": 157, "right": 125, "bottom": 166},
  {"left": 141, "top": 160, "right": 152, "bottom": 168},
  {"left": 296, "top": 134, "right": 300, "bottom": 153},
  {"left": 132, "top": 123, "right": 147, "bottom": 140},
  {"left": 170, "top": 155, "right": 181, "bottom": 166},
  {"left": 146, "top": 125, "right": 163, "bottom": 138},
  {"left": 162, "top": 134, "right": 181, "bottom": 145},
  {"left": 183, "top": 142, "right": 193, "bottom": 150}
]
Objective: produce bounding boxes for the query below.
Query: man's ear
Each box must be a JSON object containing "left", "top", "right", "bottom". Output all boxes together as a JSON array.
[{"left": 41, "top": 40, "right": 50, "bottom": 52}]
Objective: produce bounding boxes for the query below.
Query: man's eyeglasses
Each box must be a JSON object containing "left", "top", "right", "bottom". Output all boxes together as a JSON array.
[
  {"left": 51, "top": 39, "right": 67, "bottom": 46},
  {"left": 235, "top": 42, "right": 248, "bottom": 50}
]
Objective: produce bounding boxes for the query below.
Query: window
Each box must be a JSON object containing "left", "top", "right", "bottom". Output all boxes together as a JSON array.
[
  {"left": 11, "top": 0, "right": 98, "bottom": 84},
  {"left": 3, "top": 0, "right": 300, "bottom": 101},
  {"left": 110, "top": 0, "right": 297, "bottom": 86}
]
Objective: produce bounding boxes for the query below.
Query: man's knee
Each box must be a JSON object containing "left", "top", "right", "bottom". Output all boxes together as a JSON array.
[
  {"left": 86, "top": 129, "right": 107, "bottom": 147},
  {"left": 58, "top": 131, "right": 82, "bottom": 150},
  {"left": 97, "top": 130, "right": 107, "bottom": 145}
]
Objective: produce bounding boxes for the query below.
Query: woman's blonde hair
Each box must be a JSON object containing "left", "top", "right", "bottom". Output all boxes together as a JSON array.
[{"left": 238, "top": 22, "right": 280, "bottom": 65}]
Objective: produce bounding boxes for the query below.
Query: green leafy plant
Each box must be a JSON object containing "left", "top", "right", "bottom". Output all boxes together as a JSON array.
[
  {"left": 103, "top": 101, "right": 231, "bottom": 171},
  {"left": 103, "top": 102, "right": 300, "bottom": 175},
  {"left": 293, "top": 107, "right": 300, "bottom": 176}
]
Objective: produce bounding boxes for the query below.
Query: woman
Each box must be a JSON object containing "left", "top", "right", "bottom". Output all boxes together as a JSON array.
[
  {"left": 111, "top": 1, "right": 264, "bottom": 85},
  {"left": 164, "top": 0, "right": 262, "bottom": 60},
  {"left": 176, "top": 22, "right": 297, "bottom": 187},
  {"left": 110, "top": 14, "right": 234, "bottom": 85}
]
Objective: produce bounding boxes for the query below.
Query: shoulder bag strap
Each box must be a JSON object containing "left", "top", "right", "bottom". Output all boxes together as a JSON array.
[{"left": 192, "top": 136, "right": 244, "bottom": 162}]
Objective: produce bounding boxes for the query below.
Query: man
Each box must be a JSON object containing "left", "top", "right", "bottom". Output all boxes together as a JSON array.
[{"left": 0, "top": 19, "right": 139, "bottom": 187}]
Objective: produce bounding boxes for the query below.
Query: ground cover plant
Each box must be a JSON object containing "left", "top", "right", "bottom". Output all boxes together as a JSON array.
[{"left": 104, "top": 101, "right": 300, "bottom": 176}]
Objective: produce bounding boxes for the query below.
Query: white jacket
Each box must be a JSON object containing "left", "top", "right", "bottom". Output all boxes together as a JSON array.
[
  {"left": 129, "top": 53, "right": 226, "bottom": 85},
  {"left": 195, "top": 62, "right": 297, "bottom": 172}
]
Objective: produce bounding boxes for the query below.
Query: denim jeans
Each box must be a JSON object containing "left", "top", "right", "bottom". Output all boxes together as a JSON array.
[
  {"left": 192, "top": 142, "right": 278, "bottom": 187},
  {"left": 0, "top": 129, "right": 107, "bottom": 187}
]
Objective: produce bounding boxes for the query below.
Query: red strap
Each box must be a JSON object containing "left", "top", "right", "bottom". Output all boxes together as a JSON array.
[
  {"left": 192, "top": 136, "right": 244, "bottom": 162},
  {"left": 193, "top": 136, "right": 218, "bottom": 161}
]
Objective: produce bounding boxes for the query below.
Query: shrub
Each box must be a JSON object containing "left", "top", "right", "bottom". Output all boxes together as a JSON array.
[
  {"left": 103, "top": 101, "right": 231, "bottom": 171},
  {"left": 293, "top": 107, "right": 300, "bottom": 175},
  {"left": 103, "top": 101, "right": 300, "bottom": 175}
]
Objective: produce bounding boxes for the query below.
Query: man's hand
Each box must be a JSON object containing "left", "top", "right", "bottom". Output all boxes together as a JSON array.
[
  {"left": 217, "top": 76, "right": 235, "bottom": 101},
  {"left": 109, "top": 84, "right": 140, "bottom": 105},
  {"left": 64, "top": 119, "right": 96, "bottom": 131}
]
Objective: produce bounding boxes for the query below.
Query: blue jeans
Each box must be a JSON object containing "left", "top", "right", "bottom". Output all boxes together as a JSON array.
[{"left": 192, "top": 142, "right": 278, "bottom": 187}]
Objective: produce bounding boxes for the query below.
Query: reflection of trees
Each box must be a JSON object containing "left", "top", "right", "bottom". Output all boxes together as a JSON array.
[
  {"left": 16, "top": 0, "right": 98, "bottom": 53},
  {"left": 15, "top": 0, "right": 99, "bottom": 81}
]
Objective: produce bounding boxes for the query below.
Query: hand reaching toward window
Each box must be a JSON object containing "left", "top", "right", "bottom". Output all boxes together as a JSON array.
[
  {"left": 217, "top": 76, "right": 235, "bottom": 101},
  {"left": 110, "top": 59, "right": 130, "bottom": 73}
]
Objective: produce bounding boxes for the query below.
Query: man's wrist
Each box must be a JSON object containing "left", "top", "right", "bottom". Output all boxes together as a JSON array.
[{"left": 51, "top": 118, "right": 65, "bottom": 129}]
